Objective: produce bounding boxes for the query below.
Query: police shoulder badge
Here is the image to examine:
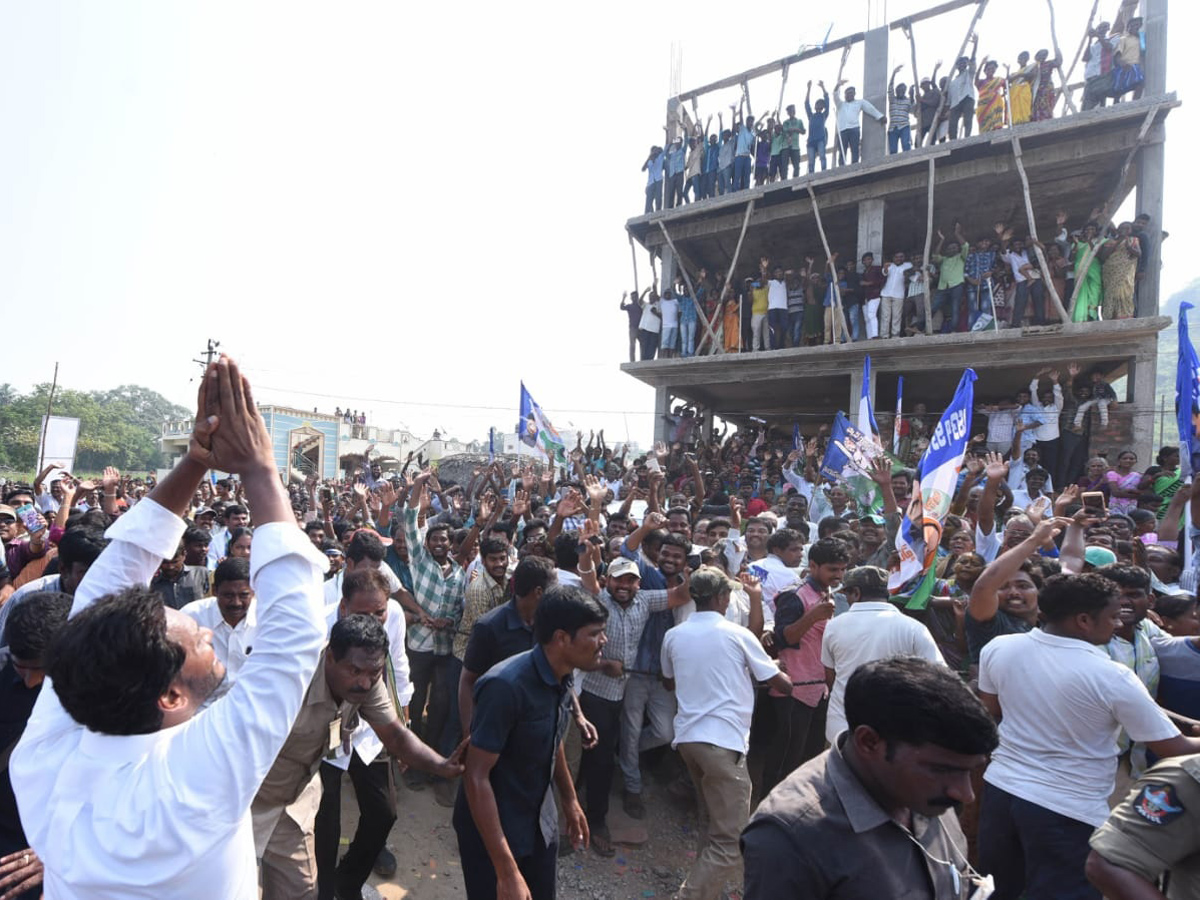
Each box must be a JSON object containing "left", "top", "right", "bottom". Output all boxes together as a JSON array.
[{"left": 1133, "top": 783, "right": 1186, "bottom": 826}]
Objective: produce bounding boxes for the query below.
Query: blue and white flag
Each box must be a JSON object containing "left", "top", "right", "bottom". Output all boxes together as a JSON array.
[
  {"left": 792, "top": 422, "right": 802, "bottom": 451},
  {"left": 818, "top": 411, "right": 882, "bottom": 514},
  {"left": 517, "top": 383, "right": 567, "bottom": 465},
  {"left": 894, "top": 376, "right": 904, "bottom": 455},
  {"left": 857, "top": 356, "right": 880, "bottom": 442},
  {"left": 890, "top": 369, "right": 976, "bottom": 608},
  {"left": 488, "top": 427, "right": 495, "bottom": 463},
  {"left": 1176, "top": 302, "right": 1200, "bottom": 479}
]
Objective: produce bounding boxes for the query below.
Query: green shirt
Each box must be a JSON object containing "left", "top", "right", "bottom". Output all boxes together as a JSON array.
[
  {"left": 770, "top": 132, "right": 788, "bottom": 155},
  {"left": 783, "top": 116, "right": 805, "bottom": 150},
  {"left": 933, "top": 244, "right": 969, "bottom": 289}
]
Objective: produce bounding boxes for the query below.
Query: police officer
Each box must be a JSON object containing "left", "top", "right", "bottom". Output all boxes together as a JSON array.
[{"left": 1087, "top": 753, "right": 1200, "bottom": 898}]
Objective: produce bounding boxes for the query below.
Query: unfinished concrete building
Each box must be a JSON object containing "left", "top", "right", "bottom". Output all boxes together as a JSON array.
[{"left": 622, "top": 0, "right": 1173, "bottom": 466}]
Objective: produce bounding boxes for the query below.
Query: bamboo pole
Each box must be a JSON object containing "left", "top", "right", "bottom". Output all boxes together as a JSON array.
[
  {"left": 37, "top": 362, "right": 60, "bottom": 474},
  {"left": 806, "top": 185, "right": 848, "bottom": 343},
  {"left": 658, "top": 220, "right": 721, "bottom": 354},
  {"left": 629, "top": 234, "right": 640, "bottom": 296},
  {"left": 921, "top": 158, "right": 936, "bottom": 335},
  {"left": 775, "top": 63, "right": 790, "bottom": 120},
  {"left": 1046, "top": 0, "right": 1078, "bottom": 115},
  {"left": 722, "top": 200, "right": 756, "bottom": 354},
  {"left": 925, "top": 0, "right": 991, "bottom": 143},
  {"left": 1066, "top": 105, "right": 1161, "bottom": 318},
  {"left": 1063, "top": 0, "right": 1101, "bottom": 86},
  {"left": 1009, "top": 134, "right": 1070, "bottom": 323}
]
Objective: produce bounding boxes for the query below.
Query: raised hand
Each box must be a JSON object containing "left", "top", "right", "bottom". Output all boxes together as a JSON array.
[
  {"left": 1047, "top": 369, "right": 1061, "bottom": 382},
  {"left": 868, "top": 454, "right": 893, "bottom": 486},
  {"left": 1068, "top": 362, "right": 1081, "bottom": 378},
  {"left": 352, "top": 482, "right": 368, "bottom": 500},
  {"left": 200, "top": 357, "right": 275, "bottom": 475},
  {"left": 583, "top": 474, "right": 607, "bottom": 509},
  {"left": 511, "top": 488, "right": 530, "bottom": 519},
  {"left": 644, "top": 511, "right": 667, "bottom": 530},
  {"left": 378, "top": 480, "right": 398, "bottom": 509},
  {"left": 738, "top": 572, "right": 762, "bottom": 598},
  {"left": 984, "top": 451, "right": 1008, "bottom": 481},
  {"left": 478, "top": 492, "right": 496, "bottom": 523},
  {"left": 102, "top": 466, "right": 121, "bottom": 492},
  {"left": 654, "top": 440, "right": 669, "bottom": 461},
  {"left": 1054, "top": 483, "right": 1080, "bottom": 516},
  {"left": 556, "top": 489, "right": 586, "bottom": 520}
]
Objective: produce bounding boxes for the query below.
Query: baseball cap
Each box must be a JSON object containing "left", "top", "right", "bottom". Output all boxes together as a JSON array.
[
  {"left": 1084, "top": 546, "right": 1118, "bottom": 568},
  {"left": 689, "top": 566, "right": 739, "bottom": 601},
  {"left": 607, "top": 557, "right": 640, "bottom": 580},
  {"left": 0, "top": 504, "right": 15, "bottom": 520},
  {"left": 859, "top": 513, "right": 887, "bottom": 526},
  {"left": 842, "top": 566, "right": 890, "bottom": 594},
  {"left": 194, "top": 506, "right": 215, "bottom": 517}
]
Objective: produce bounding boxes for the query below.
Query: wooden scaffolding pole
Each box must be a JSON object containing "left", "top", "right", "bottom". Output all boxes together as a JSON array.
[
  {"left": 1067, "top": 105, "right": 1162, "bottom": 317},
  {"left": 37, "top": 362, "right": 60, "bottom": 474},
  {"left": 1046, "top": 0, "right": 1079, "bottom": 115},
  {"left": 806, "top": 185, "right": 848, "bottom": 343},
  {"left": 832, "top": 46, "right": 853, "bottom": 165},
  {"left": 1063, "top": 0, "right": 1101, "bottom": 87},
  {"left": 921, "top": 157, "right": 936, "bottom": 335},
  {"left": 1009, "top": 134, "right": 1071, "bottom": 323},
  {"left": 658, "top": 220, "right": 721, "bottom": 354},
  {"left": 925, "top": 0, "right": 990, "bottom": 143},
  {"left": 629, "top": 234, "right": 640, "bottom": 296}
]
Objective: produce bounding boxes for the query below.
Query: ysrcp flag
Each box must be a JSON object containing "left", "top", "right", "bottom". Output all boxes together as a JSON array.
[
  {"left": 517, "top": 383, "right": 566, "bottom": 465},
  {"left": 1176, "top": 302, "right": 1200, "bottom": 478},
  {"left": 819, "top": 411, "right": 882, "bottom": 514},
  {"left": 890, "top": 368, "right": 976, "bottom": 608}
]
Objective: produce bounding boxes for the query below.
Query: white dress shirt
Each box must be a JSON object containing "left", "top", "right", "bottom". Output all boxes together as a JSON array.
[
  {"left": 180, "top": 594, "right": 259, "bottom": 683},
  {"left": 322, "top": 598, "right": 414, "bottom": 769},
  {"left": 11, "top": 497, "right": 328, "bottom": 900},
  {"left": 661, "top": 611, "right": 782, "bottom": 753},
  {"left": 819, "top": 601, "right": 944, "bottom": 742}
]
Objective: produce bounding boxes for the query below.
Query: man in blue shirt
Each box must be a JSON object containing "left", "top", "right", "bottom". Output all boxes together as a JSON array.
[
  {"left": 455, "top": 586, "right": 608, "bottom": 900},
  {"left": 641, "top": 146, "right": 664, "bottom": 214},
  {"left": 664, "top": 138, "right": 686, "bottom": 209},
  {"left": 701, "top": 132, "right": 720, "bottom": 200}
]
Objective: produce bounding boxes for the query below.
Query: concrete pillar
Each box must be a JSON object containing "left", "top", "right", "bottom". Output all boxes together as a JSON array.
[
  {"left": 1134, "top": 0, "right": 1168, "bottom": 318},
  {"left": 847, "top": 363, "right": 876, "bottom": 422},
  {"left": 701, "top": 407, "right": 715, "bottom": 443},
  {"left": 860, "top": 24, "right": 890, "bottom": 163},
  {"left": 1128, "top": 347, "right": 1159, "bottom": 464},
  {"left": 857, "top": 197, "right": 885, "bottom": 261},
  {"left": 653, "top": 386, "right": 671, "bottom": 445}
]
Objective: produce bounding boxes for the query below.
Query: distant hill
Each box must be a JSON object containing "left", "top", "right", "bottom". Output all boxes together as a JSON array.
[{"left": 1157, "top": 278, "right": 1200, "bottom": 398}]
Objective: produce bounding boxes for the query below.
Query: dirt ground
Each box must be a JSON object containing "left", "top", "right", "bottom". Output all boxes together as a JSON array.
[{"left": 350, "top": 765, "right": 744, "bottom": 900}]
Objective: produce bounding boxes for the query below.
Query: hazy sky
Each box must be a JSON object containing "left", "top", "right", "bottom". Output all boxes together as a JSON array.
[{"left": 1, "top": 1, "right": 1193, "bottom": 447}]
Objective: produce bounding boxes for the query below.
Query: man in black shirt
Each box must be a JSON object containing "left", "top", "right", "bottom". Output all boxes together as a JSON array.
[{"left": 454, "top": 585, "right": 608, "bottom": 900}]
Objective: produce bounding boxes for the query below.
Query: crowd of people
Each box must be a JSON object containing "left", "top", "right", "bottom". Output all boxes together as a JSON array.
[
  {"left": 1, "top": 354, "right": 1198, "bottom": 900},
  {"left": 623, "top": 210, "right": 1158, "bottom": 360},
  {"left": 640, "top": 4, "right": 1149, "bottom": 213}
]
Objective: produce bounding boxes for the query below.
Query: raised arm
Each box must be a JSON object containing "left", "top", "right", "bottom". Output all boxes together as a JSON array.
[
  {"left": 976, "top": 452, "right": 1008, "bottom": 539},
  {"left": 969, "top": 517, "right": 1065, "bottom": 623}
]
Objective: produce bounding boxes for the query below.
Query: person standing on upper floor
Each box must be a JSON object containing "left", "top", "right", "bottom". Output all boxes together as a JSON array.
[
  {"left": 1009, "top": 51, "right": 1036, "bottom": 123},
  {"left": 931, "top": 223, "right": 970, "bottom": 333},
  {"left": 886, "top": 66, "right": 917, "bottom": 154},
  {"left": 621, "top": 288, "right": 646, "bottom": 364},
  {"left": 1030, "top": 48, "right": 1062, "bottom": 122},
  {"left": 781, "top": 104, "right": 806, "bottom": 178},
  {"left": 974, "top": 58, "right": 1007, "bottom": 133},
  {"left": 732, "top": 108, "right": 756, "bottom": 192},
  {"left": 832, "top": 82, "right": 884, "bottom": 166},
  {"left": 1028, "top": 368, "right": 1066, "bottom": 488},
  {"left": 701, "top": 130, "right": 721, "bottom": 200},
  {"left": 641, "top": 145, "right": 664, "bottom": 215},
  {"left": 637, "top": 289, "right": 661, "bottom": 361},
  {"left": 859, "top": 252, "right": 885, "bottom": 340},
  {"left": 947, "top": 36, "right": 980, "bottom": 139},
  {"left": 805, "top": 81, "right": 831, "bottom": 173},
  {"left": 664, "top": 137, "right": 686, "bottom": 210},
  {"left": 1081, "top": 22, "right": 1118, "bottom": 110},
  {"left": 658, "top": 288, "right": 680, "bottom": 359},
  {"left": 916, "top": 65, "right": 942, "bottom": 144},
  {"left": 766, "top": 265, "right": 789, "bottom": 350},
  {"left": 878, "top": 250, "right": 913, "bottom": 340}
]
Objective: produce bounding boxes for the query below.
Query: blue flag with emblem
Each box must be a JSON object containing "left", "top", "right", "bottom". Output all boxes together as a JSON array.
[
  {"left": 1177, "top": 302, "right": 1200, "bottom": 479},
  {"left": 890, "top": 368, "right": 976, "bottom": 609},
  {"left": 517, "top": 383, "right": 566, "bottom": 465}
]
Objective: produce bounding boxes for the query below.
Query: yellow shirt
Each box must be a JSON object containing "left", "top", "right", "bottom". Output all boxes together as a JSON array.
[{"left": 752, "top": 285, "right": 770, "bottom": 315}]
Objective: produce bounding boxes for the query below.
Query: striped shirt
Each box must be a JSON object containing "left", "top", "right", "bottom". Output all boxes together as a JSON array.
[{"left": 889, "top": 96, "right": 915, "bottom": 130}]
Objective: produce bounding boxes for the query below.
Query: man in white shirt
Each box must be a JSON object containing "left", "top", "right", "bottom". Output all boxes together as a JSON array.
[
  {"left": 315, "top": 566, "right": 413, "bottom": 900},
  {"left": 879, "top": 251, "right": 913, "bottom": 340},
  {"left": 820, "top": 567, "right": 943, "bottom": 742},
  {"left": 1028, "top": 369, "right": 1065, "bottom": 487},
  {"left": 978, "top": 572, "right": 1200, "bottom": 900},
  {"left": 323, "top": 529, "right": 406, "bottom": 608},
  {"left": 832, "top": 82, "right": 884, "bottom": 165},
  {"left": 947, "top": 38, "right": 979, "bottom": 139},
  {"left": 658, "top": 288, "right": 680, "bottom": 359},
  {"left": 180, "top": 556, "right": 257, "bottom": 683},
  {"left": 747, "top": 527, "right": 805, "bottom": 625},
  {"left": 766, "top": 265, "right": 789, "bottom": 350},
  {"left": 11, "top": 356, "right": 331, "bottom": 900},
  {"left": 661, "top": 568, "right": 790, "bottom": 900}
]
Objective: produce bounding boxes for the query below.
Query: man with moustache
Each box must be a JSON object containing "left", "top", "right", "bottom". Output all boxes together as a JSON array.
[{"left": 180, "top": 557, "right": 257, "bottom": 682}]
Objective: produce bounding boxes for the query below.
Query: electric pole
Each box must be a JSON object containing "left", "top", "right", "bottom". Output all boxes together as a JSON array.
[{"left": 193, "top": 338, "right": 220, "bottom": 372}]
